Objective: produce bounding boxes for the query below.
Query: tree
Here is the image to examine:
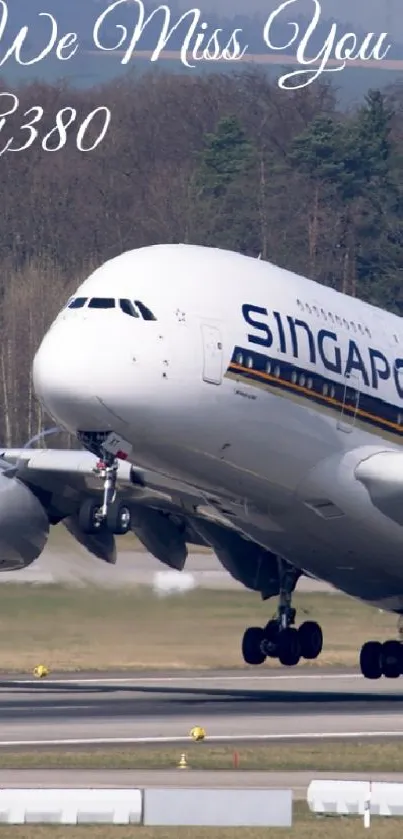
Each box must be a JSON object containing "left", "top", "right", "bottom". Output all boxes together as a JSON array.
[{"left": 191, "top": 114, "right": 260, "bottom": 254}]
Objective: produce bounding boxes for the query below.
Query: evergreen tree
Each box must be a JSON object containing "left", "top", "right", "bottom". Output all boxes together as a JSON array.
[{"left": 191, "top": 114, "right": 260, "bottom": 255}]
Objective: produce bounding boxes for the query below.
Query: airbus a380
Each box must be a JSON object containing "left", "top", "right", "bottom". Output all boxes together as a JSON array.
[{"left": 3, "top": 243, "right": 403, "bottom": 680}]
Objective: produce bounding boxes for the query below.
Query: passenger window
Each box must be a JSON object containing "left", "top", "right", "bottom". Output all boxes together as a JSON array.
[
  {"left": 120, "top": 299, "right": 139, "bottom": 318},
  {"left": 68, "top": 297, "right": 87, "bottom": 309},
  {"left": 350, "top": 322, "right": 356, "bottom": 332},
  {"left": 335, "top": 316, "right": 341, "bottom": 326},
  {"left": 134, "top": 301, "right": 157, "bottom": 321},
  {"left": 88, "top": 298, "right": 115, "bottom": 308}
]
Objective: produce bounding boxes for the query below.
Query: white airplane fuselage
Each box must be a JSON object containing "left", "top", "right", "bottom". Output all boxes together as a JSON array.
[{"left": 33, "top": 244, "right": 403, "bottom": 612}]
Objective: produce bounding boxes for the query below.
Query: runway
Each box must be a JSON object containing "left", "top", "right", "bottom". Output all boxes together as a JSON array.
[
  {"left": 2, "top": 769, "right": 403, "bottom": 800},
  {"left": 0, "top": 669, "right": 402, "bottom": 745}
]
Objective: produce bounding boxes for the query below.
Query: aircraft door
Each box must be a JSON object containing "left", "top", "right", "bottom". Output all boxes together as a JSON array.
[
  {"left": 337, "top": 371, "right": 360, "bottom": 432},
  {"left": 201, "top": 323, "right": 223, "bottom": 385}
]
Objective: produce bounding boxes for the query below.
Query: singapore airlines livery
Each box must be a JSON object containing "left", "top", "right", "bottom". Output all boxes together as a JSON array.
[{"left": 3, "top": 243, "right": 403, "bottom": 680}]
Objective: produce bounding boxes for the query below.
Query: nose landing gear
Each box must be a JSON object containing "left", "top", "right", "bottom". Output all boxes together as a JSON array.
[
  {"left": 241, "top": 558, "right": 324, "bottom": 668},
  {"left": 78, "top": 455, "right": 132, "bottom": 536}
]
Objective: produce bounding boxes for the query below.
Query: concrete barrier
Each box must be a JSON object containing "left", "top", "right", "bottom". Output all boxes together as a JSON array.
[
  {"left": 0, "top": 786, "right": 293, "bottom": 825},
  {"left": 308, "top": 780, "right": 403, "bottom": 817},
  {"left": 143, "top": 788, "right": 292, "bottom": 826},
  {"left": 0, "top": 789, "right": 143, "bottom": 824}
]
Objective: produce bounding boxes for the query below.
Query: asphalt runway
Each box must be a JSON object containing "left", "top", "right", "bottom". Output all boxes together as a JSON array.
[
  {"left": 0, "top": 669, "right": 402, "bottom": 746},
  {"left": 0, "top": 546, "right": 334, "bottom": 592},
  {"left": 2, "top": 769, "right": 403, "bottom": 800}
]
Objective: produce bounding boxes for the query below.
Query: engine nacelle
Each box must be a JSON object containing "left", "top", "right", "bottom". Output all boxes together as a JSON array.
[
  {"left": 191, "top": 518, "right": 280, "bottom": 598},
  {"left": 0, "top": 474, "right": 49, "bottom": 570},
  {"left": 130, "top": 506, "right": 187, "bottom": 570}
]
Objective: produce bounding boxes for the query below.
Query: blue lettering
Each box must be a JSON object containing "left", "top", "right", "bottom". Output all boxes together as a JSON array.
[
  {"left": 369, "top": 348, "right": 390, "bottom": 389},
  {"left": 273, "top": 311, "right": 287, "bottom": 353},
  {"left": 242, "top": 304, "right": 273, "bottom": 348},
  {"left": 287, "top": 317, "right": 316, "bottom": 363},
  {"left": 394, "top": 359, "right": 403, "bottom": 398},
  {"left": 317, "top": 330, "right": 342, "bottom": 374},
  {"left": 345, "top": 340, "right": 370, "bottom": 386}
]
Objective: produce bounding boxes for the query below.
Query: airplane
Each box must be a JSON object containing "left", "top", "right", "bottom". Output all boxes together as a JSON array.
[{"left": 2, "top": 242, "right": 403, "bottom": 681}]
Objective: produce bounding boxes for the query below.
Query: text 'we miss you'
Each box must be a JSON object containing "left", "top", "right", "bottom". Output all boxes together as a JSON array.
[{"left": 0, "top": 0, "right": 392, "bottom": 156}]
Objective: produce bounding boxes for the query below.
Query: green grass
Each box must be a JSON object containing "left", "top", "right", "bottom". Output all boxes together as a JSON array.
[
  {"left": 0, "top": 807, "right": 401, "bottom": 838},
  {"left": 0, "top": 585, "right": 395, "bottom": 671},
  {"left": 1, "top": 740, "right": 403, "bottom": 772}
]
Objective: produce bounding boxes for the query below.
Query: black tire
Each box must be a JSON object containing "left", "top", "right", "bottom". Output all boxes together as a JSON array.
[
  {"left": 263, "top": 619, "right": 279, "bottom": 657},
  {"left": 298, "top": 621, "right": 323, "bottom": 660},
  {"left": 278, "top": 627, "right": 301, "bottom": 666},
  {"left": 359, "top": 641, "right": 382, "bottom": 679},
  {"left": 78, "top": 498, "right": 103, "bottom": 535},
  {"left": 106, "top": 503, "right": 131, "bottom": 535},
  {"left": 242, "top": 626, "right": 266, "bottom": 665},
  {"left": 381, "top": 640, "right": 402, "bottom": 679}
]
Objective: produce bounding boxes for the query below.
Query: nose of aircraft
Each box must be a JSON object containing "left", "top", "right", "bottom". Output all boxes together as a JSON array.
[{"left": 33, "top": 320, "right": 114, "bottom": 433}]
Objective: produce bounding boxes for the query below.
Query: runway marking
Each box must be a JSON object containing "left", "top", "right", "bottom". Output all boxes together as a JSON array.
[
  {"left": 0, "top": 731, "right": 402, "bottom": 747},
  {"left": 5, "top": 673, "right": 362, "bottom": 686}
]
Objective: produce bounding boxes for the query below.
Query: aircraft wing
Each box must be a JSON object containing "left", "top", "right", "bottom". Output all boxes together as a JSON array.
[
  {"left": 0, "top": 447, "right": 222, "bottom": 566},
  {"left": 355, "top": 451, "right": 403, "bottom": 526},
  {"left": 0, "top": 447, "right": 202, "bottom": 508},
  {"left": 0, "top": 447, "right": 307, "bottom": 600}
]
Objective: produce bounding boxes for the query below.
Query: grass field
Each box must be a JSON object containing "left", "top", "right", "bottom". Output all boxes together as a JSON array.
[
  {"left": 0, "top": 584, "right": 396, "bottom": 672},
  {"left": 0, "top": 808, "right": 400, "bottom": 838},
  {"left": 1, "top": 741, "right": 403, "bottom": 771}
]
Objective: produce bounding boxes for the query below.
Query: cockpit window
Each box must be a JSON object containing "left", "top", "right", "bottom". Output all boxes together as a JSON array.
[
  {"left": 88, "top": 298, "right": 115, "bottom": 309},
  {"left": 120, "top": 299, "right": 139, "bottom": 318},
  {"left": 68, "top": 297, "right": 87, "bottom": 309},
  {"left": 134, "top": 300, "right": 157, "bottom": 321}
]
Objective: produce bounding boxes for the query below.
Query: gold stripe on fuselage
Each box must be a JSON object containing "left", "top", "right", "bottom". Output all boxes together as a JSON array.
[{"left": 226, "top": 362, "right": 403, "bottom": 446}]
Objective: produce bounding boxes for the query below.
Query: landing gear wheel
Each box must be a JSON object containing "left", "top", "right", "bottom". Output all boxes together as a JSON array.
[
  {"left": 278, "top": 627, "right": 301, "bottom": 666},
  {"left": 298, "top": 621, "right": 323, "bottom": 660},
  {"left": 106, "top": 503, "right": 131, "bottom": 535},
  {"left": 381, "top": 640, "right": 402, "bottom": 679},
  {"left": 360, "top": 641, "right": 382, "bottom": 679},
  {"left": 242, "top": 627, "right": 266, "bottom": 665},
  {"left": 263, "top": 619, "right": 279, "bottom": 657},
  {"left": 78, "top": 498, "right": 104, "bottom": 535}
]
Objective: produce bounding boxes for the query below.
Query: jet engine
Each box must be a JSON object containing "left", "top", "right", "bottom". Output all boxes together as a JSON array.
[
  {"left": 0, "top": 472, "right": 50, "bottom": 570},
  {"left": 130, "top": 506, "right": 188, "bottom": 570},
  {"left": 190, "top": 518, "right": 280, "bottom": 599}
]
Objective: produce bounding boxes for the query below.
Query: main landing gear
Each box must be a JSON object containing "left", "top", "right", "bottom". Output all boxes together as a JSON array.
[
  {"left": 241, "top": 559, "right": 323, "bottom": 667},
  {"left": 359, "top": 620, "right": 403, "bottom": 680},
  {"left": 78, "top": 455, "right": 132, "bottom": 536}
]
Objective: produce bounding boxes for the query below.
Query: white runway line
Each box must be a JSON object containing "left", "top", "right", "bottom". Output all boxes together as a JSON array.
[
  {"left": 0, "top": 731, "right": 403, "bottom": 747},
  {"left": 6, "top": 673, "right": 362, "bottom": 686}
]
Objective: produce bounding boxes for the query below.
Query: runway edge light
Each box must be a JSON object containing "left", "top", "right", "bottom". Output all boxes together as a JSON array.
[{"left": 178, "top": 753, "right": 188, "bottom": 769}]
